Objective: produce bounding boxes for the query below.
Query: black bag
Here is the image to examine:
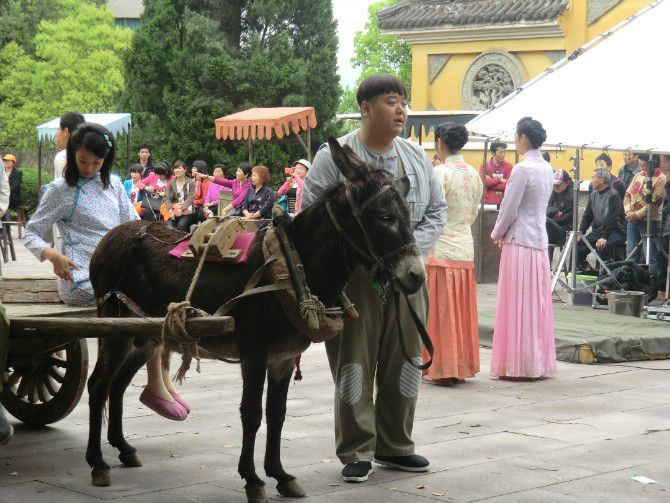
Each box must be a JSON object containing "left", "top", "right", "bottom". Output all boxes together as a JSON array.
[{"left": 142, "top": 191, "right": 163, "bottom": 212}]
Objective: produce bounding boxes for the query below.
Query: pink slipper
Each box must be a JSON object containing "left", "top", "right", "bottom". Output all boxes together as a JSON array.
[
  {"left": 169, "top": 391, "right": 191, "bottom": 414},
  {"left": 140, "top": 387, "right": 187, "bottom": 421}
]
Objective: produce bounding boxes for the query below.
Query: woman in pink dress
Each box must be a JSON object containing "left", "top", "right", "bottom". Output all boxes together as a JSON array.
[
  {"left": 423, "top": 123, "right": 483, "bottom": 384},
  {"left": 490, "top": 117, "right": 556, "bottom": 379}
]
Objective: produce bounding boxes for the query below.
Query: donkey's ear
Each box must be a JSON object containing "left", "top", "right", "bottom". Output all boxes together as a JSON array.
[{"left": 328, "top": 136, "right": 367, "bottom": 188}]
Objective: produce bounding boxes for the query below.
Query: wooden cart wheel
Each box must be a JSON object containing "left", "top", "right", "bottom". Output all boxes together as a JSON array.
[{"left": 1, "top": 339, "right": 89, "bottom": 426}]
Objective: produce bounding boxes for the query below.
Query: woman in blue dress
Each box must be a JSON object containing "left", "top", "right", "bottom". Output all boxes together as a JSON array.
[{"left": 25, "top": 123, "right": 189, "bottom": 421}]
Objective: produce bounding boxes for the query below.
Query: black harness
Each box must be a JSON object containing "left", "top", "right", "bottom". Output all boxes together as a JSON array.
[{"left": 325, "top": 184, "right": 434, "bottom": 371}]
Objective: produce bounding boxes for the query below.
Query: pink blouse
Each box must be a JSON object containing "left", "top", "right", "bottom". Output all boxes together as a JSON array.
[{"left": 491, "top": 149, "right": 553, "bottom": 250}]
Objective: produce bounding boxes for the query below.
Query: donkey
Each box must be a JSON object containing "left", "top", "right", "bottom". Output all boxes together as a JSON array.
[{"left": 85, "top": 138, "right": 426, "bottom": 503}]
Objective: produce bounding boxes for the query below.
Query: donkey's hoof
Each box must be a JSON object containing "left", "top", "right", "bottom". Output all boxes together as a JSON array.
[
  {"left": 119, "top": 451, "right": 142, "bottom": 467},
  {"left": 245, "top": 483, "right": 268, "bottom": 503},
  {"left": 91, "top": 466, "right": 111, "bottom": 487},
  {"left": 277, "top": 478, "right": 305, "bottom": 498}
]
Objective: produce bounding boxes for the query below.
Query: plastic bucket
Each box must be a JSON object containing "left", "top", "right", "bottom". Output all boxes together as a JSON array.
[
  {"left": 566, "top": 273, "right": 598, "bottom": 306},
  {"left": 607, "top": 291, "right": 646, "bottom": 317}
]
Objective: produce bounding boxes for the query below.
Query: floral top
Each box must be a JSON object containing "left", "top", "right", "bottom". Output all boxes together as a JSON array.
[
  {"left": 433, "top": 155, "right": 483, "bottom": 261},
  {"left": 24, "top": 174, "right": 139, "bottom": 304}
]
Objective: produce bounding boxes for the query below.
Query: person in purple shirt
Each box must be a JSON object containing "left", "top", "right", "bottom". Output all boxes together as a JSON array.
[
  {"left": 490, "top": 117, "right": 556, "bottom": 380},
  {"left": 242, "top": 165, "right": 275, "bottom": 221},
  {"left": 197, "top": 162, "right": 252, "bottom": 216}
]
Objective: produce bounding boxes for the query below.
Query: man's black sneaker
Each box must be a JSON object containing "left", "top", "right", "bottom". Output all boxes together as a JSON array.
[
  {"left": 374, "top": 454, "right": 430, "bottom": 472},
  {"left": 341, "top": 461, "right": 373, "bottom": 482}
]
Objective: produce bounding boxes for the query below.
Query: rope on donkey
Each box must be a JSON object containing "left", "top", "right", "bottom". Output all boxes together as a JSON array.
[{"left": 162, "top": 226, "right": 216, "bottom": 383}]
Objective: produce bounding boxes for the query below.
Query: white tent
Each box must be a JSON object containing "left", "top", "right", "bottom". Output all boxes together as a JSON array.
[
  {"left": 36, "top": 113, "right": 131, "bottom": 142},
  {"left": 466, "top": 0, "right": 670, "bottom": 154}
]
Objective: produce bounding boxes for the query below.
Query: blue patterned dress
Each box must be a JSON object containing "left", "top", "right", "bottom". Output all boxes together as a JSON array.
[{"left": 24, "top": 174, "right": 139, "bottom": 306}]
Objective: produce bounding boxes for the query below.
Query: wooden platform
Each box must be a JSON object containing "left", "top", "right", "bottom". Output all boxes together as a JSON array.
[{"left": 477, "top": 284, "right": 670, "bottom": 364}]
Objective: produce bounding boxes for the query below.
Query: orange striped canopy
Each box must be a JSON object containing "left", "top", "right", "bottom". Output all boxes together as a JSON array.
[{"left": 214, "top": 107, "right": 317, "bottom": 141}]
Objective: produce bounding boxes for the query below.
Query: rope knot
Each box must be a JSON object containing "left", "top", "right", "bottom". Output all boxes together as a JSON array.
[
  {"left": 298, "top": 296, "right": 325, "bottom": 330},
  {"left": 162, "top": 300, "right": 207, "bottom": 383}
]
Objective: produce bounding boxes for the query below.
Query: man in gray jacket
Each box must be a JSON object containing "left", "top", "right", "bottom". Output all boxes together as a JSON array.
[{"left": 303, "top": 74, "right": 447, "bottom": 482}]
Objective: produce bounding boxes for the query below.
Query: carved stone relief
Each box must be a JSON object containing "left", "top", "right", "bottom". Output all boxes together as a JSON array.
[
  {"left": 462, "top": 51, "right": 526, "bottom": 110},
  {"left": 588, "top": 0, "right": 621, "bottom": 25},
  {"left": 428, "top": 54, "right": 451, "bottom": 83}
]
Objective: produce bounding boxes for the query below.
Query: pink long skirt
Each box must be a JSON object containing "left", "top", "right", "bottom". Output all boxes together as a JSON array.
[
  {"left": 422, "top": 257, "right": 479, "bottom": 380},
  {"left": 491, "top": 241, "right": 556, "bottom": 378}
]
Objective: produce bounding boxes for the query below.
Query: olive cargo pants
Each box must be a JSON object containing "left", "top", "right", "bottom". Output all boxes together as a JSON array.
[{"left": 325, "top": 266, "right": 428, "bottom": 464}]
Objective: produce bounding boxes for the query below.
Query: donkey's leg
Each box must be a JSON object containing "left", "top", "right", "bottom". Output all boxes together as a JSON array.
[
  {"left": 108, "top": 339, "right": 157, "bottom": 468},
  {"left": 264, "top": 358, "right": 305, "bottom": 498},
  {"left": 86, "top": 337, "right": 133, "bottom": 487},
  {"left": 239, "top": 358, "right": 268, "bottom": 503}
]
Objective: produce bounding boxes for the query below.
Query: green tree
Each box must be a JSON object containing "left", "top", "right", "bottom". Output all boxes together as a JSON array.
[
  {"left": 0, "top": 0, "right": 107, "bottom": 55},
  {"left": 338, "top": 0, "right": 411, "bottom": 116},
  {"left": 0, "top": 0, "right": 131, "bottom": 152},
  {"left": 122, "top": 0, "right": 339, "bottom": 173}
]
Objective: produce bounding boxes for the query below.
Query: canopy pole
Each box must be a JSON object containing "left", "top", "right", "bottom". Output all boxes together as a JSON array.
[
  {"left": 476, "top": 140, "right": 489, "bottom": 284},
  {"left": 293, "top": 130, "right": 310, "bottom": 159},
  {"left": 307, "top": 126, "right": 311, "bottom": 161},
  {"left": 248, "top": 137, "right": 253, "bottom": 163}
]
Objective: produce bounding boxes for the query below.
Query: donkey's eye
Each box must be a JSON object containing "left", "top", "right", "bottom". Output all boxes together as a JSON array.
[{"left": 379, "top": 213, "right": 396, "bottom": 223}]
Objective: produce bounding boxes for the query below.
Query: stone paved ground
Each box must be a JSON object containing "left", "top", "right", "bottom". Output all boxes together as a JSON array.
[{"left": 1, "top": 239, "right": 669, "bottom": 502}]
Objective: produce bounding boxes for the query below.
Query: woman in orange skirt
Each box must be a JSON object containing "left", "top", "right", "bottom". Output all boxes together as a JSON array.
[{"left": 423, "top": 122, "right": 483, "bottom": 383}]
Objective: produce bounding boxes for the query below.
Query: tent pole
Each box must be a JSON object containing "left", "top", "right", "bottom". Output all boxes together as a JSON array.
[
  {"left": 477, "top": 140, "right": 489, "bottom": 284},
  {"left": 307, "top": 126, "right": 311, "bottom": 161},
  {"left": 127, "top": 123, "right": 132, "bottom": 172},
  {"left": 644, "top": 154, "right": 653, "bottom": 269},
  {"left": 248, "top": 137, "right": 253, "bottom": 163},
  {"left": 38, "top": 141, "right": 42, "bottom": 193},
  {"left": 569, "top": 147, "right": 580, "bottom": 305}
]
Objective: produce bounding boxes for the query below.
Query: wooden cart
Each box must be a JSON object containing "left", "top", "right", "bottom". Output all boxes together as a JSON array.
[{"left": 2, "top": 304, "right": 234, "bottom": 426}]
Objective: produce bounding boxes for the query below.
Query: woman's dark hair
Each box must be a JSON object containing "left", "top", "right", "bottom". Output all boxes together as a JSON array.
[
  {"left": 356, "top": 74, "right": 407, "bottom": 106},
  {"left": 238, "top": 162, "right": 252, "bottom": 178},
  {"left": 153, "top": 162, "right": 168, "bottom": 177},
  {"left": 595, "top": 153, "right": 612, "bottom": 167},
  {"left": 542, "top": 152, "right": 550, "bottom": 162},
  {"left": 60, "top": 111, "right": 85, "bottom": 133},
  {"left": 192, "top": 159, "right": 208, "bottom": 175},
  {"left": 516, "top": 117, "right": 547, "bottom": 149},
  {"left": 128, "top": 163, "right": 143, "bottom": 175},
  {"left": 212, "top": 163, "right": 225, "bottom": 174},
  {"left": 65, "top": 122, "right": 115, "bottom": 188},
  {"left": 173, "top": 160, "right": 186, "bottom": 171},
  {"left": 490, "top": 141, "right": 507, "bottom": 153},
  {"left": 434, "top": 122, "right": 469, "bottom": 154}
]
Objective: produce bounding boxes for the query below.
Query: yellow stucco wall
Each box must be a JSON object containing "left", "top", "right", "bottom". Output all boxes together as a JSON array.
[{"left": 408, "top": 0, "right": 650, "bottom": 180}]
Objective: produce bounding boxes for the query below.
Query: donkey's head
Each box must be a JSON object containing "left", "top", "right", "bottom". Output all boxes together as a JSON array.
[{"left": 328, "top": 137, "right": 426, "bottom": 294}]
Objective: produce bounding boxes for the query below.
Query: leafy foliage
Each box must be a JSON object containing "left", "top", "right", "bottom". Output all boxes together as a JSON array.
[
  {"left": 338, "top": 0, "right": 411, "bottom": 116},
  {"left": 123, "top": 0, "right": 339, "bottom": 178},
  {"left": 0, "top": 0, "right": 131, "bottom": 152},
  {"left": 19, "top": 167, "right": 53, "bottom": 214}
]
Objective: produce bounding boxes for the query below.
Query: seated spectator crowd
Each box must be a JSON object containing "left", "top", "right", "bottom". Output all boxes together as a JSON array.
[
  {"left": 544, "top": 151, "right": 670, "bottom": 291},
  {"left": 123, "top": 144, "right": 312, "bottom": 232}
]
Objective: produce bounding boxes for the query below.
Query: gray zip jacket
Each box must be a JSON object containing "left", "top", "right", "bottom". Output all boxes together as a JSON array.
[{"left": 302, "top": 129, "right": 447, "bottom": 260}]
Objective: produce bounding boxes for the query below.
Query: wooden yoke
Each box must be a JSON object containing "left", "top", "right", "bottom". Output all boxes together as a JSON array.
[{"left": 185, "top": 217, "right": 258, "bottom": 262}]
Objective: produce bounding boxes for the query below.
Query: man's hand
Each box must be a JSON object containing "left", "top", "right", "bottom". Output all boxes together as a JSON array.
[
  {"left": 576, "top": 235, "right": 582, "bottom": 242},
  {"left": 596, "top": 238, "right": 607, "bottom": 250}
]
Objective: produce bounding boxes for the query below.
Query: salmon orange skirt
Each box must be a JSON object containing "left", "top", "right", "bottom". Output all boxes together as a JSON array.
[{"left": 422, "top": 257, "right": 479, "bottom": 381}]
